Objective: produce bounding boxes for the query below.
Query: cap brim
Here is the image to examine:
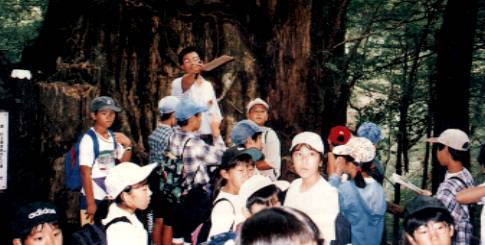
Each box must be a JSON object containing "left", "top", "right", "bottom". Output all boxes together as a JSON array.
[
  {"left": 239, "top": 147, "right": 263, "bottom": 162},
  {"left": 99, "top": 105, "right": 122, "bottom": 112},
  {"left": 426, "top": 137, "right": 439, "bottom": 143}
]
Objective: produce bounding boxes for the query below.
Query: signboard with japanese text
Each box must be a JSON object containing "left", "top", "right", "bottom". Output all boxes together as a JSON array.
[{"left": 0, "top": 111, "right": 8, "bottom": 190}]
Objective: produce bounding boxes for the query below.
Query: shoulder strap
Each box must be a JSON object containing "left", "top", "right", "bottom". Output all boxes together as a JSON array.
[
  {"left": 448, "top": 176, "right": 469, "bottom": 189},
  {"left": 105, "top": 216, "right": 131, "bottom": 230},
  {"left": 264, "top": 129, "right": 269, "bottom": 143},
  {"left": 180, "top": 138, "right": 191, "bottom": 156},
  {"left": 86, "top": 129, "right": 100, "bottom": 164}
]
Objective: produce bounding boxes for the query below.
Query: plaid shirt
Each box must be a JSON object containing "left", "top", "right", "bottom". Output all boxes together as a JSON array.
[
  {"left": 169, "top": 128, "right": 225, "bottom": 189},
  {"left": 148, "top": 124, "right": 174, "bottom": 164},
  {"left": 435, "top": 168, "right": 474, "bottom": 245}
]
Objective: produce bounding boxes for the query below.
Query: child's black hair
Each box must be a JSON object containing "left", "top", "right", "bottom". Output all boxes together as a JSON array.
[
  {"left": 212, "top": 154, "right": 253, "bottom": 200},
  {"left": 436, "top": 143, "right": 469, "bottom": 167},
  {"left": 404, "top": 207, "right": 454, "bottom": 237},
  {"left": 246, "top": 184, "right": 280, "bottom": 213},
  {"left": 178, "top": 46, "right": 198, "bottom": 65},
  {"left": 160, "top": 112, "right": 173, "bottom": 121}
]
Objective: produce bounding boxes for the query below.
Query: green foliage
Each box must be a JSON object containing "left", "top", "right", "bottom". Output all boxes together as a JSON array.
[{"left": 0, "top": 0, "right": 48, "bottom": 63}]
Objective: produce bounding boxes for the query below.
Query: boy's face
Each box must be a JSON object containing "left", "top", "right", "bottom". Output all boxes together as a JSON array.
[
  {"left": 245, "top": 134, "right": 263, "bottom": 150},
  {"left": 406, "top": 221, "right": 453, "bottom": 245},
  {"left": 247, "top": 105, "right": 268, "bottom": 126},
  {"left": 13, "top": 223, "right": 63, "bottom": 245},
  {"left": 91, "top": 109, "right": 116, "bottom": 129},
  {"left": 180, "top": 51, "right": 203, "bottom": 74}
]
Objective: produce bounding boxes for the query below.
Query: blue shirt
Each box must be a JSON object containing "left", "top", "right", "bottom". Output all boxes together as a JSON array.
[{"left": 329, "top": 175, "right": 387, "bottom": 245}]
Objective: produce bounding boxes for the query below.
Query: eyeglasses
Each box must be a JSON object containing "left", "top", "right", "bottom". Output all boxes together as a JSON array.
[{"left": 415, "top": 222, "right": 450, "bottom": 235}]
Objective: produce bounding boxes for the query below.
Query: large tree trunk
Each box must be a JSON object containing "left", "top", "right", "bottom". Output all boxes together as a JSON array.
[{"left": 431, "top": 0, "right": 478, "bottom": 192}]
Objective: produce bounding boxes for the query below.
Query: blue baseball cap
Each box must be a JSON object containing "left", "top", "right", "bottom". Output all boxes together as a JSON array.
[
  {"left": 175, "top": 98, "right": 208, "bottom": 121},
  {"left": 357, "top": 122, "right": 382, "bottom": 145},
  {"left": 158, "top": 96, "right": 180, "bottom": 115},
  {"left": 231, "top": 120, "right": 263, "bottom": 145}
]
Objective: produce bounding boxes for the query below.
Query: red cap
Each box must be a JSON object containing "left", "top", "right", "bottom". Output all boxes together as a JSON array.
[{"left": 328, "top": 125, "right": 352, "bottom": 146}]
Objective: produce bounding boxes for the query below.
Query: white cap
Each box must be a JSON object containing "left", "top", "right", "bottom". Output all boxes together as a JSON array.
[
  {"left": 427, "top": 129, "right": 470, "bottom": 151},
  {"left": 105, "top": 162, "right": 157, "bottom": 199},
  {"left": 246, "top": 98, "right": 269, "bottom": 113},
  {"left": 239, "top": 175, "right": 289, "bottom": 208},
  {"left": 333, "top": 137, "right": 376, "bottom": 163},
  {"left": 290, "top": 131, "right": 324, "bottom": 153},
  {"left": 158, "top": 96, "right": 180, "bottom": 115}
]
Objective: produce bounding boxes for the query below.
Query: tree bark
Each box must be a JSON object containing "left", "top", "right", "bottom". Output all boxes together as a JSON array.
[{"left": 431, "top": 0, "right": 478, "bottom": 192}]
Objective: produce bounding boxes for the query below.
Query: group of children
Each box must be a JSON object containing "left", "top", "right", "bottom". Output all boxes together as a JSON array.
[{"left": 7, "top": 47, "right": 485, "bottom": 245}]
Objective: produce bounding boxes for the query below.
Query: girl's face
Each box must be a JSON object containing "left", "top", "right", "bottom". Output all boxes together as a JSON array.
[
  {"left": 16, "top": 223, "right": 63, "bottom": 245},
  {"left": 292, "top": 145, "right": 322, "bottom": 179},
  {"left": 123, "top": 181, "right": 152, "bottom": 211},
  {"left": 223, "top": 161, "right": 255, "bottom": 193}
]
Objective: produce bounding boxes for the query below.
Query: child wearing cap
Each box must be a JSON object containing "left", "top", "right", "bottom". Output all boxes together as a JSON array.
[
  {"left": 403, "top": 196, "right": 455, "bottom": 245},
  {"left": 356, "top": 122, "right": 385, "bottom": 183},
  {"left": 239, "top": 174, "right": 289, "bottom": 216},
  {"left": 79, "top": 96, "right": 133, "bottom": 226},
  {"left": 148, "top": 95, "right": 180, "bottom": 245},
  {"left": 329, "top": 136, "right": 387, "bottom": 245},
  {"left": 231, "top": 119, "right": 273, "bottom": 173},
  {"left": 427, "top": 129, "right": 474, "bottom": 245},
  {"left": 170, "top": 98, "right": 225, "bottom": 244},
  {"left": 207, "top": 147, "right": 261, "bottom": 240},
  {"left": 11, "top": 202, "right": 63, "bottom": 245},
  {"left": 246, "top": 98, "right": 281, "bottom": 180},
  {"left": 326, "top": 125, "right": 352, "bottom": 177},
  {"left": 171, "top": 47, "right": 222, "bottom": 143},
  {"left": 102, "top": 162, "right": 157, "bottom": 245},
  {"left": 284, "top": 132, "right": 339, "bottom": 245}
]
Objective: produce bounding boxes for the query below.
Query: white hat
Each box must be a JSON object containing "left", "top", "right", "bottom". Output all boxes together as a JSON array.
[
  {"left": 427, "top": 129, "right": 470, "bottom": 151},
  {"left": 105, "top": 162, "right": 157, "bottom": 199},
  {"left": 332, "top": 137, "right": 376, "bottom": 163},
  {"left": 239, "top": 175, "right": 290, "bottom": 207},
  {"left": 290, "top": 131, "right": 324, "bottom": 153},
  {"left": 158, "top": 96, "right": 180, "bottom": 115},
  {"left": 246, "top": 98, "right": 269, "bottom": 113}
]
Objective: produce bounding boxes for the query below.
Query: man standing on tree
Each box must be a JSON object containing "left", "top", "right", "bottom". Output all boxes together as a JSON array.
[
  {"left": 171, "top": 47, "right": 222, "bottom": 145},
  {"left": 427, "top": 129, "right": 474, "bottom": 245}
]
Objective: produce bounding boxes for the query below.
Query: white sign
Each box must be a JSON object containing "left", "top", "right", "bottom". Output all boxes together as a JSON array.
[{"left": 0, "top": 111, "right": 8, "bottom": 190}]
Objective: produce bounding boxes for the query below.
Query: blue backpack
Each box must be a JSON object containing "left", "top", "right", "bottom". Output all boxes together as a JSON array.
[{"left": 64, "top": 129, "right": 116, "bottom": 190}]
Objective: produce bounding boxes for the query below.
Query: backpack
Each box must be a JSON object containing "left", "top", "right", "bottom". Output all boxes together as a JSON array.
[
  {"left": 448, "top": 176, "right": 480, "bottom": 245},
  {"left": 191, "top": 198, "right": 235, "bottom": 245},
  {"left": 158, "top": 138, "right": 192, "bottom": 204},
  {"left": 64, "top": 128, "right": 116, "bottom": 190},
  {"left": 69, "top": 216, "right": 130, "bottom": 245}
]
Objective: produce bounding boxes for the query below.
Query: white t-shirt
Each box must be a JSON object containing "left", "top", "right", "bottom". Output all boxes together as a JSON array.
[
  {"left": 79, "top": 128, "right": 124, "bottom": 200},
  {"left": 171, "top": 76, "right": 222, "bottom": 135},
  {"left": 103, "top": 203, "right": 148, "bottom": 245},
  {"left": 208, "top": 191, "right": 244, "bottom": 240},
  {"left": 284, "top": 177, "right": 339, "bottom": 245}
]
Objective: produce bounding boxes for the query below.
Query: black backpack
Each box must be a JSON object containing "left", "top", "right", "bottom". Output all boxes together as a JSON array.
[
  {"left": 69, "top": 216, "right": 130, "bottom": 245},
  {"left": 192, "top": 198, "right": 235, "bottom": 245}
]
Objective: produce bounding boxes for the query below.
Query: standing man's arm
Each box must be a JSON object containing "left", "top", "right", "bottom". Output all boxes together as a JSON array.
[{"left": 80, "top": 166, "right": 96, "bottom": 222}]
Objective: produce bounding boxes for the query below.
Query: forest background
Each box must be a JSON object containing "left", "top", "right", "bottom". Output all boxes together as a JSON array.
[{"left": 0, "top": 0, "right": 484, "bottom": 243}]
